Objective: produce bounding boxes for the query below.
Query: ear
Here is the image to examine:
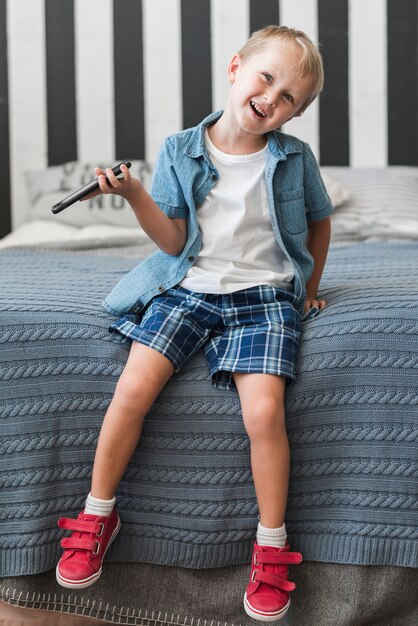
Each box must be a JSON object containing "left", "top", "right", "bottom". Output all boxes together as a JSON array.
[
  {"left": 287, "top": 110, "right": 303, "bottom": 122},
  {"left": 227, "top": 54, "right": 241, "bottom": 84}
]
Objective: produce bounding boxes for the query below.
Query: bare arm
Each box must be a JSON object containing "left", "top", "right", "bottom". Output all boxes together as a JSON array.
[
  {"left": 86, "top": 163, "right": 187, "bottom": 256},
  {"left": 304, "top": 216, "right": 331, "bottom": 313}
]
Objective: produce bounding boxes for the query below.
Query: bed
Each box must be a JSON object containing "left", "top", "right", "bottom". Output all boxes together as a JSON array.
[{"left": 0, "top": 166, "right": 417, "bottom": 625}]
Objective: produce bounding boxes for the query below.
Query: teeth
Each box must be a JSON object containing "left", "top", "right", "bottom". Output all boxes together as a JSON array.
[{"left": 251, "top": 101, "right": 266, "bottom": 117}]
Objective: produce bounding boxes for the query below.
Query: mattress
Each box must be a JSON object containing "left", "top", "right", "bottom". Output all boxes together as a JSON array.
[{"left": 0, "top": 241, "right": 417, "bottom": 576}]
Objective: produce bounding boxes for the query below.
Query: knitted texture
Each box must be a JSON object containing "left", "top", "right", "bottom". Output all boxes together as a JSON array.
[{"left": 0, "top": 243, "right": 417, "bottom": 576}]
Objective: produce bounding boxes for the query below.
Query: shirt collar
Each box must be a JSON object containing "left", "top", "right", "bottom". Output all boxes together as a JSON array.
[{"left": 184, "top": 110, "right": 303, "bottom": 161}]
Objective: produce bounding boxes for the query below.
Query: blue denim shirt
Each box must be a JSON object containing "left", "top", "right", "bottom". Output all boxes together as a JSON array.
[{"left": 103, "top": 111, "right": 333, "bottom": 316}]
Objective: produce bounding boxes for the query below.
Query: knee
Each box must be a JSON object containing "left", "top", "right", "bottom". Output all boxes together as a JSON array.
[
  {"left": 113, "top": 370, "right": 141, "bottom": 406},
  {"left": 114, "top": 366, "right": 160, "bottom": 407},
  {"left": 242, "top": 396, "right": 286, "bottom": 442}
]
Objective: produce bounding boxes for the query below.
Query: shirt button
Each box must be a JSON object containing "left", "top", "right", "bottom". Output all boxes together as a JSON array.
[
  {"left": 187, "top": 255, "right": 195, "bottom": 262},
  {"left": 157, "top": 285, "right": 165, "bottom": 292},
  {"left": 211, "top": 174, "right": 218, "bottom": 181}
]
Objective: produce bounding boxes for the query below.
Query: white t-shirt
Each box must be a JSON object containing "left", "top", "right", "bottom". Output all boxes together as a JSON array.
[{"left": 180, "top": 131, "right": 294, "bottom": 294}]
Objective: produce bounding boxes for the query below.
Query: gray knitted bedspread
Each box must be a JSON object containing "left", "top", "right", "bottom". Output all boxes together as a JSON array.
[{"left": 1, "top": 242, "right": 417, "bottom": 577}]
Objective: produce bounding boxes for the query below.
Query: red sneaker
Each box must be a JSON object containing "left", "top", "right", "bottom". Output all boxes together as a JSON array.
[
  {"left": 244, "top": 542, "right": 302, "bottom": 622},
  {"left": 56, "top": 509, "right": 121, "bottom": 589}
]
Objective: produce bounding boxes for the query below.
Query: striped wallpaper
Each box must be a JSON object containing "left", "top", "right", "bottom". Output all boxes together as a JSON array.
[{"left": 1, "top": 0, "right": 418, "bottom": 236}]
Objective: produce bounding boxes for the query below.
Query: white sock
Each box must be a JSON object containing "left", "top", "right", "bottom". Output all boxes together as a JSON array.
[
  {"left": 84, "top": 492, "right": 115, "bottom": 517},
  {"left": 256, "top": 522, "right": 287, "bottom": 548}
]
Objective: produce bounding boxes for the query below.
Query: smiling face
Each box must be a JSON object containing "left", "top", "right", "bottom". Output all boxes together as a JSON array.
[{"left": 222, "top": 39, "right": 313, "bottom": 149}]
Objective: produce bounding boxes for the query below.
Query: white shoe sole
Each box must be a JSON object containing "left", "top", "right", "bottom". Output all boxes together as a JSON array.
[
  {"left": 244, "top": 592, "right": 290, "bottom": 622},
  {"left": 56, "top": 516, "right": 121, "bottom": 589}
]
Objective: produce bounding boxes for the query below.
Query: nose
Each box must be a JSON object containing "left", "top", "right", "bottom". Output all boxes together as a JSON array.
[{"left": 264, "top": 95, "right": 276, "bottom": 109}]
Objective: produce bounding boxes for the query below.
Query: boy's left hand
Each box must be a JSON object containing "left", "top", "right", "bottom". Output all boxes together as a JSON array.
[{"left": 304, "top": 294, "right": 327, "bottom": 314}]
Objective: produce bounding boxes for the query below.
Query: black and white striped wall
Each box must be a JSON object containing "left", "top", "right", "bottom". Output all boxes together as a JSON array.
[{"left": 1, "top": 0, "right": 417, "bottom": 236}]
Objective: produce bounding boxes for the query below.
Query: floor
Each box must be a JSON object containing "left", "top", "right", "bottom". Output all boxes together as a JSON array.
[{"left": 0, "top": 600, "right": 110, "bottom": 625}]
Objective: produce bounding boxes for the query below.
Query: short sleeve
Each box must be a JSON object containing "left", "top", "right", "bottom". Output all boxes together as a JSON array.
[
  {"left": 150, "top": 137, "right": 188, "bottom": 219},
  {"left": 303, "top": 142, "right": 334, "bottom": 222}
]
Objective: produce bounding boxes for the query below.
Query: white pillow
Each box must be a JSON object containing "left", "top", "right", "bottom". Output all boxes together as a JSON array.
[
  {"left": 321, "top": 166, "right": 418, "bottom": 243},
  {"left": 24, "top": 160, "right": 152, "bottom": 228},
  {"left": 320, "top": 172, "right": 350, "bottom": 208},
  {"left": 0, "top": 219, "right": 149, "bottom": 249},
  {"left": 23, "top": 161, "right": 349, "bottom": 228},
  {"left": 0, "top": 220, "right": 78, "bottom": 248}
]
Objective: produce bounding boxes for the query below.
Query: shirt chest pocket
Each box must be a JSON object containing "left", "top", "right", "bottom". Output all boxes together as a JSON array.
[{"left": 278, "top": 189, "right": 307, "bottom": 235}]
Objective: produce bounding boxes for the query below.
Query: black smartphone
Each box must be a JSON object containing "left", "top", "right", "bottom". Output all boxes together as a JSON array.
[{"left": 51, "top": 160, "right": 132, "bottom": 214}]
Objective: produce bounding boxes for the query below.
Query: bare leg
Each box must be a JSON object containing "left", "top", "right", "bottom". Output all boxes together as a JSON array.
[
  {"left": 90, "top": 342, "right": 174, "bottom": 500},
  {"left": 233, "top": 373, "right": 288, "bottom": 528}
]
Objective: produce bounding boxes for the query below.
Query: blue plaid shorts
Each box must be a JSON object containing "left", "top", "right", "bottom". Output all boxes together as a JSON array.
[{"left": 110, "top": 285, "right": 302, "bottom": 390}]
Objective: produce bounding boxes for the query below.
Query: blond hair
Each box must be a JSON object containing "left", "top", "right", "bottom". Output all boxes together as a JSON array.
[{"left": 238, "top": 25, "right": 324, "bottom": 111}]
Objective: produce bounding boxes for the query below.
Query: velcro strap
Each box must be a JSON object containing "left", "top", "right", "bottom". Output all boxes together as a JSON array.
[
  {"left": 254, "top": 570, "right": 296, "bottom": 592},
  {"left": 60, "top": 537, "right": 98, "bottom": 552},
  {"left": 257, "top": 551, "right": 303, "bottom": 566},
  {"left": 58, "top": 517, "right": 101, "bottom": 534}
]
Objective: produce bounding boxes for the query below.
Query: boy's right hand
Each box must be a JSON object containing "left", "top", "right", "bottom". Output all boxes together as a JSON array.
[{"left": 81, "top": 163, "right": 140, "bottom": 202}]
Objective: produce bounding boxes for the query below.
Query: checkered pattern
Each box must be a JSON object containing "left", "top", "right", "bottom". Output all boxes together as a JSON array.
[{"left": 110, "top": 285, "right": 301, "bottom": 390}]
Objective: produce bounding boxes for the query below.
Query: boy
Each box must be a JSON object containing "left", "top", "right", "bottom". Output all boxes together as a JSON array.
[{"left": 56, "top": 25, "right": 332, "bottom": 622}]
